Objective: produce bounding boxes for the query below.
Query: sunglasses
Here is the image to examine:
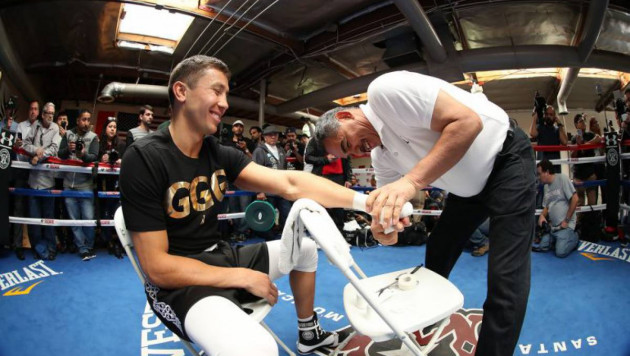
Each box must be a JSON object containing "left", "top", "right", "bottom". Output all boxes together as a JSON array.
[{"left": 107, "top": 117, "right": 117, "bottom": 122}]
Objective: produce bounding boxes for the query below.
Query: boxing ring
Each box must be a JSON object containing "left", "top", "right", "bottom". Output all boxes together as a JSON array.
[{"left": 4, "top": 138, "right": 630, "bottom": 236}]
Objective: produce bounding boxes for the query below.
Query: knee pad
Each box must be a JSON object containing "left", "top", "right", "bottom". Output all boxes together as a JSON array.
[{"left": 294, "top": 238, "right": 318, "bottom": 272}]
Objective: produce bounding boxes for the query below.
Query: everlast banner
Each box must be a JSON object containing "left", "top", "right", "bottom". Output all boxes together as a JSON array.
[
  {"left": 0, "top": 129, "right": 14, "bottom": 245},
  {"left": 605, "top": 130, "right": 620, "bottom": 228}
]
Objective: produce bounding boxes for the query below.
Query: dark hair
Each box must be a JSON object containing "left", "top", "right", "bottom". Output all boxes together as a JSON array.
[
  {"left": 99, "top": 118, "right": 118, "bottom": 155},
  {"left": 250, "top": 126, "right": 262, "bottom": 133},
  {"left": 28, "top": 100, "right": 40, "bottom": 108},
  {"left": 537, "top": 159, "right": 554, "bottom": 174},
  {"left": 168, "top": 55, "right": 231, "bottom": 107},
  {"left": 625, "top": 88, "right": 630, "bottom": 95},
  {"left": 56, "top": 111, "right": 67, "bottom": 119},
  {"left": 77, "top": 109, "right": 91, "bottom": 120},
  {"left": 139, "top": 105, "right": 153, "bottom": 115},
  {"left": 573, "top": 113, "right": 584, "bottom": 125}
]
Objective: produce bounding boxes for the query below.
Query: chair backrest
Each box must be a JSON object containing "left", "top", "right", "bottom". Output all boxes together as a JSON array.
[
  {"left": 298, "top": 203, "right": 356, "bottom": 270},
  {"left": 114, "top": 207, "right": 147, "bottom": 284}
]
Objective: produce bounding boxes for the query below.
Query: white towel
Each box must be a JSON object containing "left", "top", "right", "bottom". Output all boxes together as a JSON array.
[{"left": 278, "top": 198, "right": 328, "bottom": 274}]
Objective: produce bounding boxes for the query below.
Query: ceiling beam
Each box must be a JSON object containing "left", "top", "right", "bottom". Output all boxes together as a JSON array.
[
  {"left": 275, "top": 46, "right": 630, "bottom": 114},
  {"left": 232, "top": 3, "right": 406, "bottom": 94}
]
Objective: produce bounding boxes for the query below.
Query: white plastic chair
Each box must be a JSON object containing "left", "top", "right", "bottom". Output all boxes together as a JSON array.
[
  {"left": 114, "top": 207, "right": 296, "bottom": 356},
  {"left": 297, "top": 200, "right": 464, "bottom": 356}
]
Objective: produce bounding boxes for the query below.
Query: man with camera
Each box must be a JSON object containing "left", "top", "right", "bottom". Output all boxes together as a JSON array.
[
  {"left": 126, "top": 105, "right": 154, "bottom": 147},
  {"left": 9, "top": 100, "right": 39, "bottom": 259},
  {"left": 22, "top": 102, "right": 61, "bottom": 260},
  {"left": 283, "top": 127, "right": 304, "bottom": 171},
  {"left": 529, "top": 101, "right": 567, "bottom": 173},
  {"left": 571, "top": 113, "right": 601, "bottom": 207},
  {"left": 222, "top": 120, "right": 255, "bottom": 241},
  {"left": 58, "top": 109, "right": 99, "bottom": 261},
  {"left": 535, "top": 159, "right": 579, "bottom": 257}
]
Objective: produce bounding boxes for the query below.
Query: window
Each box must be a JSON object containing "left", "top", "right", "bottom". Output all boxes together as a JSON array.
[{"left": 116, "top": 3, "right": 194, "bottom": 54}]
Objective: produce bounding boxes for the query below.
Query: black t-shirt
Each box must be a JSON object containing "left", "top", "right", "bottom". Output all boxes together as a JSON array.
[
  {"left": 119, "top": 128, "right": 251, "bottom": 256},
  {"left": 571, "top": 131, "right": 596, "bottom": 180},
  {"left": 536, "top": 123, "right": 561, "bottom": 161}
]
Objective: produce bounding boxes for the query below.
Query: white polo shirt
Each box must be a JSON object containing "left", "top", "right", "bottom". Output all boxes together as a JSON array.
[{"left": 364, "top": 71, "right": 509, "bottom": 197}]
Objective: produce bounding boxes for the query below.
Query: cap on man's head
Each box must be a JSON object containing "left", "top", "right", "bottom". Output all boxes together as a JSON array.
[
  {"left": 285, "top": 127, "right": 297, "bottom": 134},
  {"left": 263, "top": 125, "right": 280, "bottom": 135},
  {"left": 233, "top": 120, "right": 244, "bottom": 127}
]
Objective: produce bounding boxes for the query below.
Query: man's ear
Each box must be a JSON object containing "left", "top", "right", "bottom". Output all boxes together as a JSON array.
[
  {"left": 334, "top": 110, "right": 354, "bottom": 121},
  {"left": 173, "top": 81, "right": 187, "bottom": 103}
]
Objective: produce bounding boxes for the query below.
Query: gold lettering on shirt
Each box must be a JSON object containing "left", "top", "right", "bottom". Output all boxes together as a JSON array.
[
  {"left": 164, "top": 169, "right": 227, "bottom": 219},
  {"left": 165, "top": 181, "right": 191, "bottom": 219}
]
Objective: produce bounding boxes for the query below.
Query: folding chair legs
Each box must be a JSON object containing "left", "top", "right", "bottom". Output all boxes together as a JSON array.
[
  {"left": 261, "top": 321, "right": 296, "bottom": 356},
  {"left": 181, "top": 339, "right": 203, "bottom": 356},
  {"left": 421, "top": 317, "right": 450, "bottom": 355},
  {"left": 331, "top": 330, "right": 356, "bottom": 356}
]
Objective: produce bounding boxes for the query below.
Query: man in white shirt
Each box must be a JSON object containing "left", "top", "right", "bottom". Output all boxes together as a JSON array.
[
  {"left": 315, "top": 71, "right": 536, "bottom": 356},
  {"left": 11, "top": 100, "right": 40, "bottom": 260}
]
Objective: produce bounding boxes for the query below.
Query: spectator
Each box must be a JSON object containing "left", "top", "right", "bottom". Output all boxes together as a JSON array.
[
  {"left": 529, "top": 105, "right": 567, "bottom": 173},
  {"left": 226, "top": 120, "right": 255, "bottom": 158},
  {"left": 22, "top": 102, "right": 60, "bottom": 260},
  {"left": 284, "top": 127, "right": 304, "bottom": 171},
  {"left": 53, "top": 111, "right": 74, "bottom": 253},
  {"left": 589, "top": 117, "right": 605, "bottom": 203},
  {"left": 97, "top": 117, "right": 125, "bottom": 258},
  {"left": 10, "top": 100, "right": 39, "bottom": 260},
  {"left": 571, "top": 113, "right": 600, "bottom": 207},
  {"left": 534, "top": 159, "right": 579, "bottom": 257},
  {"left": 252, "top": 125, "right": 292, "bottom": 236},
  {"left": 126, "top": 105, "right": 154, "bottom": 147},
  {"left": 305, "top": 137, "right": 352, "bottom": 231},
  {"left": 249, "top": 125, "right": 262, "bottom": 145},
  {"left": 0, "top": 113, "right": 18, "bottom": 132},
  {"left": 222, "top": 120, "right": 255, "bottom": 241},
  {"left": 58, "top": 109, "right": 99, "bottom": 261},
  {"left": 468, "top": 218, "right": 490, "bottom": 257},
  {"left": 350, "top": 174, "right": 358, "bottom": 187}
]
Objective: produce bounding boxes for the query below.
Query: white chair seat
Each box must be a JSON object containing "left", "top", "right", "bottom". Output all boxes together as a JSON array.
[{"left": 343, "top": 267, "right": 464, "bottom": 342}]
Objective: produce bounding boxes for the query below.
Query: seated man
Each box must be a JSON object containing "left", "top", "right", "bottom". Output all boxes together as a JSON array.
[
  {"left": 119, "top": 55, "right": 379, "bottom": 356},
  {"left": 534, "top": 160, "right": 579, "bottom": 257}
]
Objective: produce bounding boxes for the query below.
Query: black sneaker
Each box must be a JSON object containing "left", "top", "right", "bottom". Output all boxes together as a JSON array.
[
  {"left": 297, "top": 314, "right": 340, "bottom": 355},
  {"left": 15, "top": 247, "right": 25, "bottom": 261},
  {"left": 80, "top": 251, "right": 96, "bottom": 261}
]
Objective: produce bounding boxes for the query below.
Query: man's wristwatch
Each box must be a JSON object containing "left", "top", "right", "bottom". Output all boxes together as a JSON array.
[{"left": 564, "top": 217, "right": 570, "bottom": 224}]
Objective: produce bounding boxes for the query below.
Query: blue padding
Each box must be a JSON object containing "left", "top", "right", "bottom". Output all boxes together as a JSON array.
[{"left": 10, "top": 188, "right": 120, "bottom": 199}]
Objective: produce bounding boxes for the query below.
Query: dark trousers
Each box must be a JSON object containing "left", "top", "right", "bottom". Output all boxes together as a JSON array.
[
  {"left": 426, "top": 125, "right": 536, "bottom": 356},
  {"left": 10, "top": 174, "right": 29, "bottom": 248}
]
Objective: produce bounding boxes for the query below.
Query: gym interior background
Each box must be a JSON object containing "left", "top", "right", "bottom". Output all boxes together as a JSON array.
[{"left": 1, "top": 1, "right": 630, "bottom": 355}]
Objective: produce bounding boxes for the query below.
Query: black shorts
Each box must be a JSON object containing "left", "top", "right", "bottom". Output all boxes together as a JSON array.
[{"left": 145, "top": 241, "right": 269, "bottom": 341}]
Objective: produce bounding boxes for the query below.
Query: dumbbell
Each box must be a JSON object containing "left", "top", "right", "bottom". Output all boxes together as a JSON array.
[
  {"left": 353, "top": 193, "right": 413, "bottom": 234},
  {"left": 217, "top": 200, "right": 277, "bottom": 232}
]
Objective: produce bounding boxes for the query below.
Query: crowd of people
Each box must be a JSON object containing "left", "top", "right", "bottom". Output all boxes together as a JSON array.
[{"left": 1, "top": 103, "right": 156, "bottom": 261}]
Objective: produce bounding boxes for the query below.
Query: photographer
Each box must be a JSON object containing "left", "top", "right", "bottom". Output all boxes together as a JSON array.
[
  {"left": 534, "top": 160, "right": 579, "bottom": 258},
  {"left": 58, "top": 109, "right": 99, "bottom": 261},
  {"left": 9, "top": 100, "right": 39, "bottom": 260},
  {"left": 97, "top": 117, "right": 125, "bottom": 257},
  {"left": 0, "top": 96, "right": 18, "bottom": 132},
  {"left": 571, "top": 113, "right": 601, "bottom": 207},
  {"left": 529, "top": 96, "right": 567, "bottom": 173},
  {"left": 222, "top": 120, "right": 255, "bottom": 241},
  {"left": 283, "top": 127, "right": 304, "bottom": 171},
  {"left": 52, "top": 111, "right": 74, "bottom": 253}
]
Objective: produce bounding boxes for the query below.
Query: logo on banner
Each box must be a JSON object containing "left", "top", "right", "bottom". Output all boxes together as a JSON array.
[
  {"left": 0, "top": 148, "right": 10, "bottom": 170},
  {"left": 0, "top": 130, "right": 14, "bottom": 147},
  {"left": 606, "top": 148, "right": 618, "bottom": 166}
]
